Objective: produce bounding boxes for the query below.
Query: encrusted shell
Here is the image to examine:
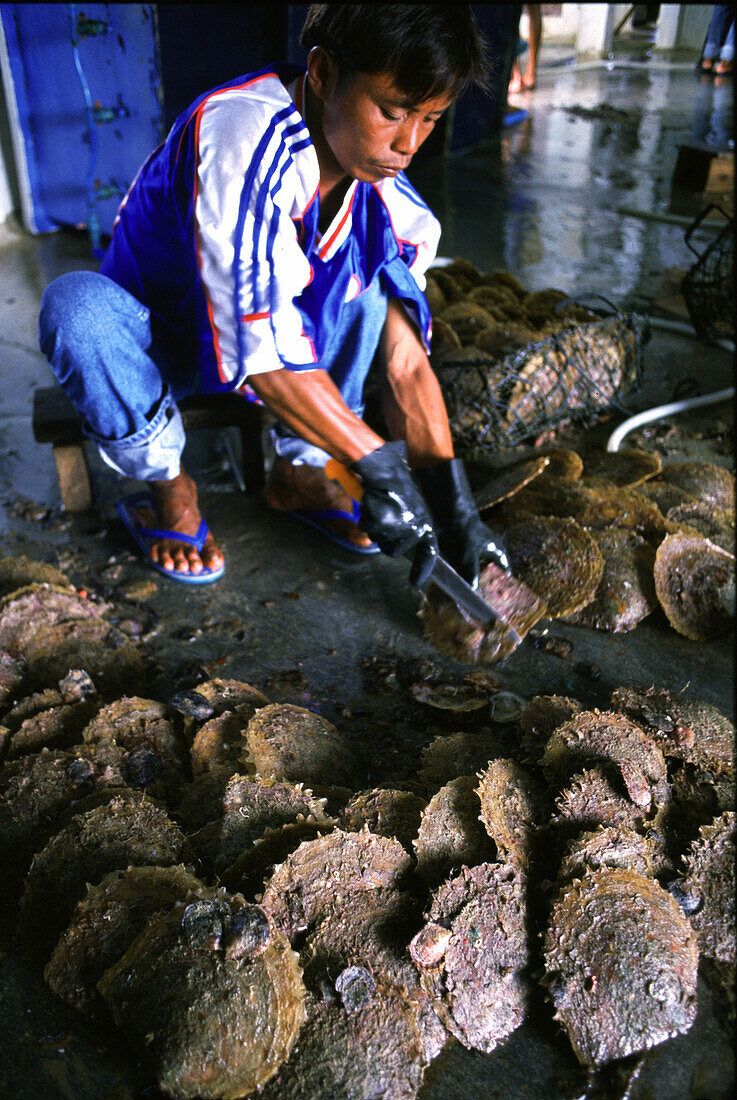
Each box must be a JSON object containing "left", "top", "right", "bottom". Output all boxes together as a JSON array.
[
  {"left": 609, "top": 685, "right": 735, "bottom": 778},
  {"left": 556, "top": 823, "right": 656, "bottom": 886},
  {"left": 245, "top": 703, "right": 360, "bottom": 788},
  {"left": 338, "top": 788, "right": 427, "bottom": 852},
  {"left": 681, "top": 810, "right": 735, "bottom": 964},
  {"left": 654, "top": 533, "right": 735, "bottom": 640},
  {"left": 415, "top": 730, "right": 508, "bottom": 795},
  {"left": 260, "top": 828, "right": 412, "bottom": 941},
  {"left": 420, "top": 562, "right": 546, "bottom": 665},
  {"left": 0, "top": 583, "right": 107, "bottom": 653},
  {"left": 257, "top": 979, "right": 426, "bottom": 1100},
  {"left": 191, "top": 774, "right": 331, "bottom": 874},
  {"left": 475, "top": 758, "right": 547, "bottom": 871},
  {"left": 20, "top": 791, "right": 189, "bottom": 962},
  {"left": 542, "top": 710, "right": 669, "bottom": 813},
  {"left": 414, "top": 862, "right": 530, "bottom": 1053},
  {"left": 98, "top": 895, "right": 306, "bottom": 1099},
  {"left": 474, "top": 456, "right": 550, "bottom": 512},
  {"left": 660, "top": 461, "right": 735, "bottom": 510},
  {"left": 543, "top": 867, "right": 699, "bottom": 1066},
  {"left": 564, "top": 527, "right": 657, "bottom": 633},
  {"left": 518, "top": 694, "right": 583, "bottom": 759},
  {"left": 0, "top": 554, "right": 71, "bottom": 598},
  {"left": 413, "top": 776, "right": 495, "bottom": 884},
  {"left": 501, "top": 516, "right": 604, "bottom": 618},
  {"left": 580, "top": 448, "right": 662, "bottom": 487},
  {"left": 44, "top": 864, "right": 207, "bottom": 1015}
]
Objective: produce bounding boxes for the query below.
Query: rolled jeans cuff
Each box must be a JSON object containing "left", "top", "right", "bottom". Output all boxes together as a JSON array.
[{"left": 95, "top": 391, "right": 185, "bottom": 481}]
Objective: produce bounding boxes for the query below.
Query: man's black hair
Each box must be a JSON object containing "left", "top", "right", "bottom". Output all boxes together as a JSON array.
[{"left": 300, "top": 5, "right": 490, "bottom": 103}]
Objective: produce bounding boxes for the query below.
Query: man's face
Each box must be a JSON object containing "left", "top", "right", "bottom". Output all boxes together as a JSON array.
[{"left": 317, "top": 64, "right": 453, "bottom": 183}]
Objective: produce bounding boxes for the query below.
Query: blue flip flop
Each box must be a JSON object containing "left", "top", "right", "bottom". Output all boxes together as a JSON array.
[
  {"left": 117, "top": 491, "right": 225, "bottom": 584},
  {"left": 285, "top": 500, "right": 380, "bottom": 555}
]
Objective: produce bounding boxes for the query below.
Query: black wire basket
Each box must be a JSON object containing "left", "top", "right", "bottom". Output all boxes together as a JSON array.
[
  {"left": 681, "top": 204, "right": 735, "bottom": 342},
  {"left": 432, "top": 298, "right": 649, "bottom": 457}
]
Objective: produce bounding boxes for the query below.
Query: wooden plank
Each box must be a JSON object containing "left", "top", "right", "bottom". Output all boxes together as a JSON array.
[{"left": 53, "top": 443, "right": 92, "bottom": 512}]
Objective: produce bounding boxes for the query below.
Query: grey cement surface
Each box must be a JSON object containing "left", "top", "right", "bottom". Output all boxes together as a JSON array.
[{"left": 0, "top": 45, "right": 734, "bottom": 1100}]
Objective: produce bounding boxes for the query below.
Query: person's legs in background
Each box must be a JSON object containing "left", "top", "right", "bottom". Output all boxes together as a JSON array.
[
  {"left": 715, "top": 16, "right": 734, "bottom": 75},
  {"left": 700, "top": 5, "right": 734, "bottom": 73}
]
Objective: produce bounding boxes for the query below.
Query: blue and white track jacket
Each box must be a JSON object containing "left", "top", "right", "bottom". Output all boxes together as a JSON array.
[{"left": 100, "top": 64, "right": 441, "bottom": 394}]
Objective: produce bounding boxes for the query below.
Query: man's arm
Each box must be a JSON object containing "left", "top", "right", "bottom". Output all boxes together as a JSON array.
[
  {"left": 248, "top": 367, "right": 384, "bottom": 465},
  {"left": 378, "top": 297, "right": 454, "bottom": 469}
]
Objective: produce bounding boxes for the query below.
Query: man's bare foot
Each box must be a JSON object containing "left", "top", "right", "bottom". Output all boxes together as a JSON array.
[
  {"left": 265, "top": 457, "right": 375, "bottom": 551},
  {"left": 130, "top": 469, "right": 225, "bottom": 576}
]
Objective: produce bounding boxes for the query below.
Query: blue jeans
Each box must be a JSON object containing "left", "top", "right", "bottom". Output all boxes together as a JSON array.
[
  {"left": 704, "top": 5, "right": 735, "bottom": 61},
  {"left": 38, "top": 271, "right": 389, "bottom": 480}
]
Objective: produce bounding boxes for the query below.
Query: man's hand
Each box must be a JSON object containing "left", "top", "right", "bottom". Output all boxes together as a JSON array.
[
  {"left": 416, "top": 458, "right": 509, "bottom": 587},
  {"left": 352, "top": 441, "right": 438, "bottom": 585}
]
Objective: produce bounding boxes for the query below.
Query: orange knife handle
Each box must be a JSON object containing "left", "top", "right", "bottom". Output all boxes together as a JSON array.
[{"left": 324, "top": 458, "right": 364, "bottom": 502}]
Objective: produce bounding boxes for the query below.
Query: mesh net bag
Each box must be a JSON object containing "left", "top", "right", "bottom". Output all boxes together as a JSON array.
[
  {"left": 433, "top": 306, "right": 648, "bottom": 457},
  {"left": 681, "top": 205, "right": 735, "bottom": 342}
]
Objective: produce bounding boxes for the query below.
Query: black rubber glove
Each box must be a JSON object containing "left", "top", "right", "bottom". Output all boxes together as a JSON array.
[
  {"left": 416, "top": 458, "right": 510, "bottom": 587},
  {"left": 352, "top": 441, "right": 439, "bottom": 587}
]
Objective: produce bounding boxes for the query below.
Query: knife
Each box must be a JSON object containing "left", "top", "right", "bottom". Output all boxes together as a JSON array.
[
  {"left": 415, "top": 553, "right": 521, "bottom": 645},
  {"left": 325, "top": 459, "right": 521, "bottom": 643}
]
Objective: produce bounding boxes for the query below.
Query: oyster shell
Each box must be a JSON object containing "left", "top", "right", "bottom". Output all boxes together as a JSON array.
[
  {"left": 519, "top": 694, "right": 583, "bottom": 760},
  {"left": 415, "top": 730, "right": 508, "bottom": 795},
  {"left": 501, "top": 516, "right": 604, "bottom": 618},
  {"left": 654, "top": 533, "right": 735, "bottom": 640},
  {"left": 191, "top": 774, "right": 331, "bottom": 873},
  {"left": 660, "top": 461, "right": 735, "bottom": 511},
  {"left": 413, "top": 776, "right": 495, "bottom": 884},
  {"left": 412, "top": 862, "right": 530, "bottom": 1053},
  {"left": 190, "top": 709, "right": 249, "bottom": 775},
  {"left": 21, "top": 616, "right": 145, "bottom": 696},
  {"left": 636, "top": 478, "right": 697, "bottom": 515},
  {"left": 98, "top": 896, "right": 306, "bottom": 1099},
  {"left": 439, "top": 301, "right": 495, "bottom": 343},
  {"left": 173, "top": 677, "right": 269, "bottom": 743},
  {"left": 543, "top": 868, "right": 699, "bottom": 1065},
  {"left": 542, "top": 710, "right": 669, "bottom": 813},
  {"left": 44, "top": 864, "right": 207, "bottom": 1015},
  {"left": 609, "top": 685, "right": 735, "bottom": 780},
  {"left": 681, "top": 811, "right": 735, "bottom": 964},
  {"left": 556, "top": 823, "right": 656, "bottom": 886},
  {"left": 666, "top": 500, "right": 735, "bottom": 554},
  {"left": 564, "top": 527, "right": 657, "bottom": 633},
  {"left": 245, "top": 703, "right": 361, "bottom": 788},
  {"left": 338, "top": 788, "right": 427, "bottom": 852},
  {"left": 260, "top": 828, "right": 412, "bottom": 941},
  {"left": 83, "top": 696, "right": 185, "bottom": 766},
  {"left": 473, "top": 456, "right": 550, "bottom": 512},
  {"left": 420, "top": 561, "right": 546, "bottom": 665},
  {"left": 0, "top": 646, "right": 25, "bottom": 707},
  {"left": 580, "top": 448, "right": 662, "bottom": 487},
  {"left": 20, "top": 790, "right": 189, "bottom": 961},
  {"left": 222, "top": 819, "right": 333, "bottom": 899},
  {"left": 497, "top": 478, "right": 672, "bottom": 547},
  {"left": 5, "top": 695, "right": 99, "bottom": 759},
  {"left": 552, "top": 767, "right": 649, "bottom": 833},
  {"left": 0, "top": 554, "right": 71, "bottom": 598},
  {"left": 0, "top": 583, "right": 106, "bottom": 652},
  {"left": 257, "top": 979, "right": 426, "bottom": 1100},
  {"left": 476, "top": 758, "right": 547, "bottom": 871}
]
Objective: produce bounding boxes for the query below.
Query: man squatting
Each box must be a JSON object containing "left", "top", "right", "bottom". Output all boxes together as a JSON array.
[{"left": 39, "top": 5, "right": 507, "bottom": 591}]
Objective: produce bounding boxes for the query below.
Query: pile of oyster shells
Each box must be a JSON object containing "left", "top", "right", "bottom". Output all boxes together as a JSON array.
[
  {"left": 1, "top": 554, "right": 734, "bottom": 1098},
  {"left": 421, "top": 450, "right": 735, "bottom": 664}
]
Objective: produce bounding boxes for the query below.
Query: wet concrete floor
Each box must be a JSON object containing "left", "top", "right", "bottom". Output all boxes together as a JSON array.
[{"left": 0, "top": 43, "right": 734, "bottom": 1100}]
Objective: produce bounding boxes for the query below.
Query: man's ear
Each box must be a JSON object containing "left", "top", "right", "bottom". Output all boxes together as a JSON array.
[{"left": 306, "top": 46, "right": 337, "bottom": 103}]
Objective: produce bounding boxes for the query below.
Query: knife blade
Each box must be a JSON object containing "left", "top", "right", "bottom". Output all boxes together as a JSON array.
[
  {"left": 324, "top": 458, "right": 521, "bottom": 644},
  {"left": 418, "top": 554, "right": 521, "bottom": 645}
]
